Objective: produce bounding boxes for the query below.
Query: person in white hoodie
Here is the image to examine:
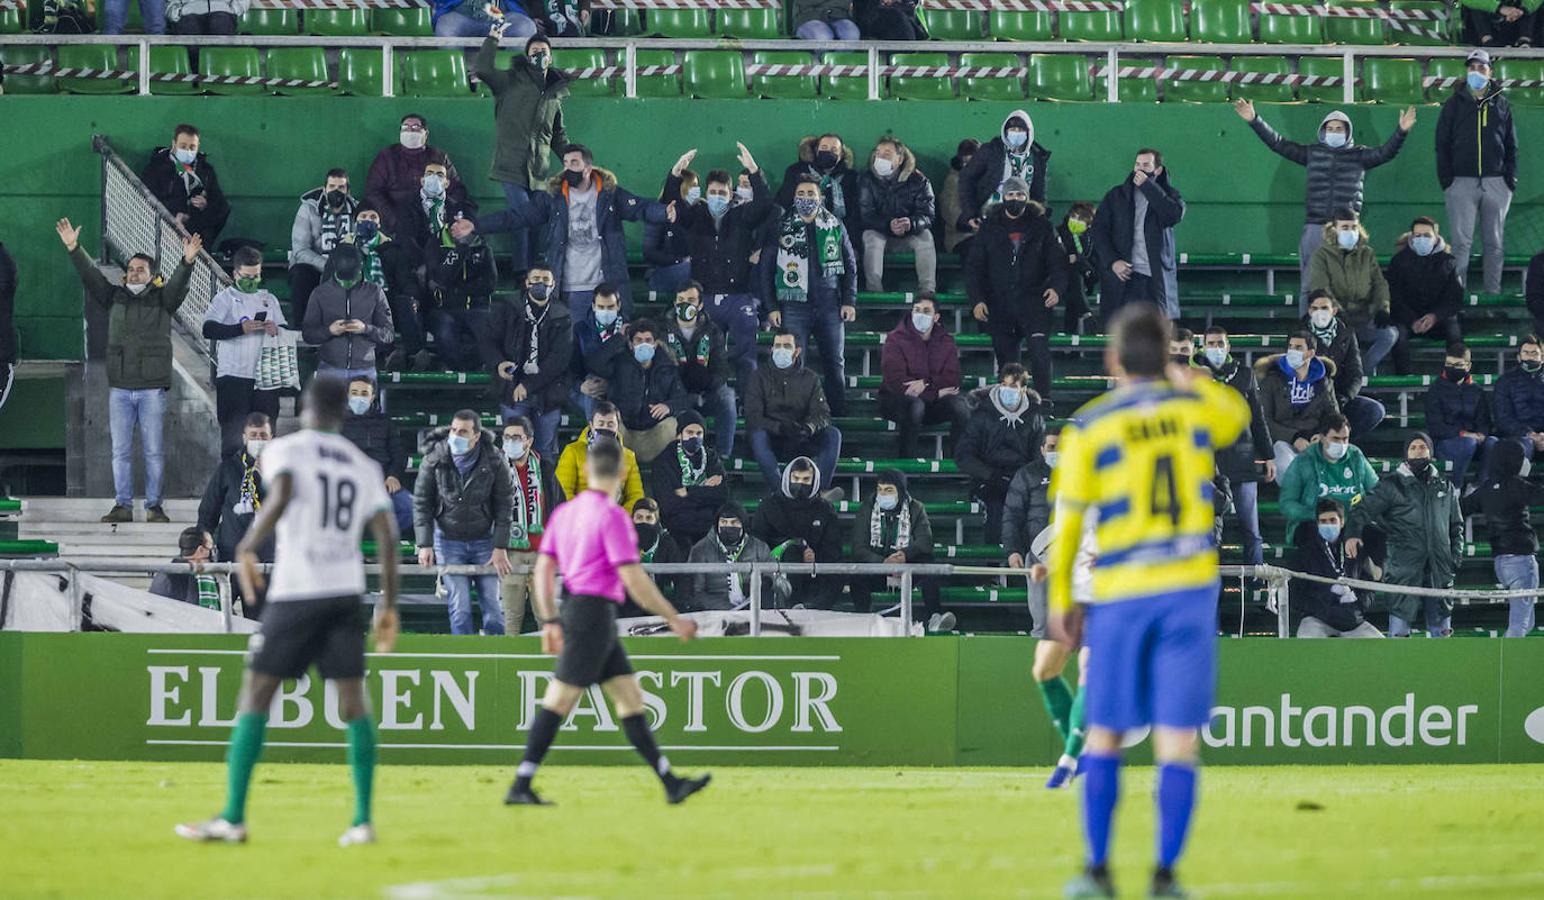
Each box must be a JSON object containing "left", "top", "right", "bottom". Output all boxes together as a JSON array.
[{"left": 956, "top": 109, "right": 1052, "bottom": 233}]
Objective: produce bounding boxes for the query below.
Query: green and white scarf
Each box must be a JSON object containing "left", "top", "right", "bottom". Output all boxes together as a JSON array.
[
  {"left": 667, "top": 328, "right": 711, "bottom": 368},
  {"left": 869, "top": 501, "right": 911, "bottom": 555},
  {"left": 195, "top": 574, "right": 221, "bottom": 611},
  {"left": 715, "top": 532, "right": 747, "bottom": 600},
  {"left": 991, "top": 151, "right": 1035, "bottom": 206},
  {"left": 775, "top": 209, "right": 845, "bottom": 305},
  {"left": 677, "top": 444, "right": 706, "bottom": 488},
  {"left": 509, "top": 453, "right": 546, "bottom": 551},
  {"left": 357, "top": 233, "right": 385, "bottom": 287},
  {"left": 1310, "top": 315, "right": 1340, "bottom": 349}
]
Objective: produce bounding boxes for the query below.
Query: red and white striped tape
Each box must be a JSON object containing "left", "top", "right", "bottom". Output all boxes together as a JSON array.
[
  {"left": 0, "top": 62, "right": 337, "bottom": 89},
  {"left": 920, "top": 0, "right": 1446, "bottom": 39},
  {"left": 590, "top": 0, "right": 780, "bottom": 7},
  {"left": 1089, "top": 64, "right": 1348, "bottom": 86}
]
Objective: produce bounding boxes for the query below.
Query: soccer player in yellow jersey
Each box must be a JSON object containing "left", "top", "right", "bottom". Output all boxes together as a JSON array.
[{"left": 1049, "top": 304, "right": 1250, "bottom": 899}]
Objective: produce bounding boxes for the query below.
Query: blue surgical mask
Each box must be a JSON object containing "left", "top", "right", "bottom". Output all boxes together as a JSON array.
[
  {"left": 347, "top": 396, "right": 371, "bottom": 416},
  {"left": 1322, "top": 131, "right": 1347, "bottom": 149},
  {"left": 1409, "top": 234, "right": 1436, "bottom": 257},
  {"left": 877, "top": 493, "right": 898, "bottom": 511},
  {"left": 1044, "top": 451, "right": 1060, "bottom": 468},
  {"left": 911, "top": 312, "right": 934, "bottom": 333},
  {"left": 423, "top": 174, "right": 446, "bottom": 197},
  {"left": 504, "top": 439, "right": 526, "bottom": 461},
  {"left": 1204, "top": 347, "right": 1228, "bottom": 367},
  {"left": 736, "top": 186, "right": 754, "bottom": 202},
  {"left": 772, "top": 347, "right": 795, "bottom": 369},
  {"left": 1318, "top": 523, "right": 1342, "bottom": 543},
  {"left": 595, "top": 308, "right": 619, "bottom": 328},
  {"left": 1324, "top": 440, "right": 1348, "bottom": 461},
  {"left": 1467, "top": 71, "right": 1489, "bottom": 92},
  {"left": 1005, "top": 130, "right": 1028, "bottom": 149},
  {"left": 448, "top": 434, "right": 472, "bottom": 455},
  {"left": 998, "top": 386, "right": 1022, "bottom": 408},
  {"left": 706, "top": 195, "right": 730, "bottom": 218},
  {"left": 685, "top": 186, "right": 702, "bottom": 204},
  {"left": 1286, "top": 349, "right": 1307, "bottom": 370},
  {"left": 793, "top": 198, "right": 820, "bottom": 218},
  {"left": 173, "top": 147, "right": 197, "bottom": 165},
  {"left": 1336, "top": 229, "right": 1359, "bottom": 250},
  {"left": 633, "top": 343, "right": 656, "bottom": 364}
]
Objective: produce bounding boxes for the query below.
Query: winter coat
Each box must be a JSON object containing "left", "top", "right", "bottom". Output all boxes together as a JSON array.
[
  {"left": 955, "top": 387, "right": 1046, "bottom": 487},
  {"left": 1002, "top": 458, "right": 1052, "bottom": 558},
  {"left": 856, "top": 144, "right": 935, "bottom": 237},
  {"left": 69, "top": 246, "right": 192, "bottom": 390},
  {"left": 939, "top": 170, "right": 968, "bottom": 253},
  {"left": 1435, "top": 81, "right": 1518, "bottom": 190},
  {"left": 1055, "top": 219, "right": 1097, "bottom": 326},
  {"left": 1255, "top": 353, "right": 1341, "bottom": 444},
  {"left": 744, "top": 359, "right": 832, "bottom": 438},
  {"left": 1528, "top": 250, "right": 1544, "bottom": 325},
  {"left": 509, "top": 167, "right": 668, "bottom": 314},
  {"left": 479, "top": 297, "right": 574, "bottom": 410},
  {"left": 412, "top": 427, "right": 514, "bottom": 547},
  {"left": 341, "top": 406, "right": 407, "bottom": 483},
  {"left": 851, "top": 497, "right": 934, "bottom": 563},
  {"left": 1277, "top": 440, "right": 1380, "bottom": 540},
  {"left": 473, "top": 37, "right": 570, "bottom": 190},
  {"left": 642, "top": 182, "right": 690, "bottom": 271},
  {"left": 750, "top": 458, "right": 844, "bottom": 561},
  {"left": 957, "top": 110, "right": 1051, "bottom": 227},
  {"left": 762, "top": 213, "right": 859, "bottom": 313},
  {"left": 554, "top": 425, "right": 646, "bottom": 510},
  {"left": 572, "top": 310, "right": 631, "bottom": 380},
  {"left": 1307, "top": 228, "right": 1391, "bottom": 327},
  {"left": 649, "top": 439, "right": 729, "bottom": 546},
  {"left": 1247, "top": 111, "right": 1407, "bottom": 224},
  {"left": 388, "top": 191, "right": 479, "bottom": 270},
  {"left": 427, "top": 235, "right": 498, "bottom": 311},
  {"left": 1492, "top": 365, "right": 1544, "bottom": 438},
  {"left": 774, "top": 136, "right": 862, "bottom": 238},
  {"left": 1385, "top": 236, "right": 1464, "bottom": 328},
  {"left": 1461, "top": 439, "right": 1544, "bottom": 557},
  {"left": 148, "top": 559, "right": 216, "bottom": 609},
  {"left": 140, "top": 147, "right": 231, "bottom": 244},
  {"left": 197, "top": 449, "right": 265, "bottom": 556},
  {"left": 1301, "top": 314, "right": 1365, "bottom": 402},
  {"left": 1089, "top": 168, "right": 1186, "bottom": 310},
  {"left": 792, "top": 0, "right": 853, "bottom": 27},
  {"left": 686, "top": 532, "right": 776, "bottom": 611},
  {"left": 880, "top": 314, "right": 961, "bottom": 403},
  {"left": 1423, "top": 371, "right": 1492, "bottom": 442},
  {"left": 666, "top": 170, "right": 773, "bottom": 295},
  {"left": 964, "top": 203, "right": 1070, "bottom": 336},
  {"left": 1288, "top": 521, "right": 1376, "bottom": 633},
  {"left": 165, "top": 0, "right": 250, "bottom": 20},
  {"left": 664, "top": 316, "right": 730, "bottom": 396},
  {"left": 1197, "top": 355, "right": 1273, "bottom": 484},
  {"left": 610, "top": 353, "right": 690, "bottom": 433},
  {"left": 0, "top": 242, "right": 15, "bottom": 366},
  {"left": 289, "top": 187, "right": 358, "bottom": 271},
  {"left": 1346, "top": 463, "right": 1464, "bottom": 622},
  {"left": 365, "top": 143, "right": 467, "bottom": 233},
  {"left": 300, "top": 277, "right": 394, "bottom": 371}
]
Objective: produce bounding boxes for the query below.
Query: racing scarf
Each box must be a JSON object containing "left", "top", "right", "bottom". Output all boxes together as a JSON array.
[{"left": 775, "top": 208, "right": 845, "bottom": 305}]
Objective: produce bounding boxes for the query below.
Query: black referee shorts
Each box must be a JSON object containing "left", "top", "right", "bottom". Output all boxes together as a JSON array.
[
  {"left": 554, "top": 595, "right": 633, "bottom": 688},
  {"left": 247, "top": 595, "right": 367, "bottom": 681}
]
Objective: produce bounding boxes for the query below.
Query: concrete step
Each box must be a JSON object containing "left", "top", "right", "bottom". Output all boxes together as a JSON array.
[
  {"left": 19, "top": 522, "right": 188, "bottom": 539},
  {"left": 50, "top": 544, "right": 179, "bottom": 559},
  {"left": 15, "top": 497, "right": 201, "bottom": 524}
]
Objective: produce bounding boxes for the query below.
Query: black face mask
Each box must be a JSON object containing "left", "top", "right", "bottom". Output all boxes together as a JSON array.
[
  {"left": 1171, "top": 354, "right": 1191, "bottom": 366},
  {"left": 356, "top": 220, "right": 379, "bottom": 241},
  {"left": 814, "top": 150, "right": 839, "bottom": 171},
  {"left": 527, "top": 282, "right": 552, "bottom": 303},
  {"left": 1407, "top": 457, "right": 1431, "bottom": 477},
  {"left": 325, "top": 189, "right": 347, "bottom": 209},
  {"left": 589, "top": 428, "right": 617, "bottom": 446},
  {"left": 333, "top": 257, "right": 362, "bottom": 284},
  {"left": 789, "top": 481, "right": 814, "bottom": 500},
  {"left": 1003, "top": 199, "right": 1028, "bottom": 218},
  {"left": 682, "top": 436, "right": 704, "bottom": 455},
  {"left": 717, "top": 525, "right": 743, "bottom": 546},
  {"left": 635, "top": 523, "right": 659, "bottom": 549},
  {"left": 562, "top": 170, "right": 586, "bottom": 187},
  {"left": 1444, "top": 366, "right": 1469, "bottom": 383}
]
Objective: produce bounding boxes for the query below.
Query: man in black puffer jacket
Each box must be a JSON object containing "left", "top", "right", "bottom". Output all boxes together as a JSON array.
[
  {"left": 955, "top": 364, "right": 1046, "bottom": 541},
  {"left": 957, "top": 109, "right": 1051, "bottom": 230},
  {"left": 1195, "top": 327, "right": 1274, "bottom": 567},
  {"left": 1425, "top": 341, "right": 1495, "bottom": 489},
  {"left": 340, "top": 377, "right": 412, "bottom": 534},
  {"left": 478, "top": 264, "right": 573, "bottom": 460},
  {"left": 1290, "top": 499, "right": 1383, "bottom": 638},
  {"left": 856, "top": 135, "right": 937, "bottom": 295},
  {"left": 1386, "top": 218, "right": 1465, "bottom": 375},
  {"left": 1463, "top": 438, "right": 1544, "bottom": 637}
]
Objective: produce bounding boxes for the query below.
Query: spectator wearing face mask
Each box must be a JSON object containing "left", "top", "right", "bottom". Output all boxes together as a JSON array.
[
  {"left": 1090, "top": 148, "right": 1185, "bottom": 322},
  {"left": 1462, "top": 439, "right": 1544, "bottom": 637},
  {"left": 1386, "top": 216, "right": 1465, "bottom": 375},
  {"left": 498, "top": 415, "right": 562, "bottom": 635},
  {"left": 609, "top": 318, "right": 689, "bottom": 463},
  {"left": 940, "top": 139, "right": 979, "bottom": 258},
  {"left": 625, "top": 498, "right": 686, "bottom": 613},
  {"left": 857, "top": 136, "right": 936, "bottom": 296},
  {"left": 366, "top": 114, "right": 467, "bottom": 234},
  {"left": 1437, "top": 49, "right": 1517, "bottom": 296},
  {"left": 687, "top": 503, "right": 777, "bottom": 612},
  {"left": 1256, "top": 330, "right": 1342, "bottom": 478},
  {"left": 339, "top": 205, "right": 430, "bottom": 372},
  {"left": 554, "top": 402, "right": 646, "bottom": 509},
  {"left": 752, "top": 456, "right": 845, "bottom": 608},
  {"left": 288, "top": 168, "right": 357, "bottom": 327},
  {"left": 793, "top": 0, "right": 859, "bottom": 39},
  {"left": 340, "top": 377, "right": 413, "bottom": 535},
  {"left": 394, "top": 161, "right": 469, "bottom": 270},
  {"left": 775, "top": 134, "right": 862, "bottom": 239},
  {"left": 197, "top": 412, "right": 271, "bottom": 614},
  {"left": 1309, "top": 209, "right": 1396, "bottom": 375},
  {"left": 1004, "top": 430, "right": 1058, "bottom": 636},
  {"left": 1302, "top": 289, "right": 1384, "bottom": 439},
  {"left": 302, "top": 243, "right": 395, "bottom": 382},
  {"left": 957, "top": 111, "right": 1049, "bottom": 234},
  {"left": 1290, "top": 499, "right": 1384, "bottom": 639},
  {"left": 426, "top": 217, "right": 498, "bottom": 372},
  {"left": 745, "top": 331, "right": 843, "bottom": 495},
  {"left": 848, "top": 469, "right": 949, "bottom": 629},
  {"left": 570, "top": 285, "right": 629, "bottom": 422},
  {"left": 880, "top": 295, "right": 969, "bottom": 458},
  {"left": 1426, "top": 341, "right": 1495, "bottom": 488},
  {"left": 479, "top": 264, "right": 571, "bottom": 461},
  {"left": 1491, "top": 335, "right": 1544, "bottom": 460},
  {"left": 1195, "top": 326, "right": 1275, "bottom": 568},
  {"left": 150, "top": 528, "right": 221, "bottom": 610},
  {"left": 664, "top": 283, "right": 737, "bottom": 458},
  {"left": 1233, "top": 101, "right": 1414, "bottom": 306},
  {"left": 1345, "top": 432, "right": 1463, "bottom": 638},
  {"left": 203, "top": 246, "right": 285, "bottom": 457},
  {"left": 956, "top": 363, "right": 1046, "bottom": 541},
  {"left": 141, "top": 124, "right": 230, "bottom": 246},
  {"left": 1056, "top": 202, "right": 1097, "bottom": 333},
  {"left": 648, "top": 412, "right": 728, "bottom": 548},
  {"left": 644, "top": 167, "right": 696, "bottom": 296},
  {"left": 1277, "top": 414, "right": 1378, "bottom": 541}
]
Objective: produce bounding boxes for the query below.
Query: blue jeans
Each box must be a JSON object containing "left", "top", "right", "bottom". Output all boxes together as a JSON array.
[
  {"left": 706, "top": 292, "right": 759, "bottom": 392},
  {"left": 316, "top": 364, "right": 377, "bottom": 384},
  {"left": 1234, "top": 480, "right": 1264, "bottom": 566},
  {"left": 429, "top": 306, "right": 492, "bottom": 372},
  {"left": 1354, "top": 321, "right": 1398, "bottom": 376},
  {"left": 1436, "top": 434, "right": 1498, "bottom": 489},
  {"left": 434, "top": 533, "right": 505, "bottom": 635},
  {"left": 749, "top": 426, "right": 842, "bottom": 492},
  {"left": 796, "top": 18, "right": 859, "bottom": 39},
  {"left": 1495, "top": 553, "right": 1538, "bottom": 638},
  {"left": 500, "top": 181, "right": 533, "bottom": 272},
  {"left": 104, "top": 0, "right": 166, "bottom": 33},
  {"left": 109, "top": 387, "right": 166, "bottom": 507},
  {"left": 1343, "top": 394, "right": 1385, "bottom": 442},
  {"left": 648, "top": 260, "right": 694, "bottom": 297},
  {"left": 503, "top": 401, "right": 562, "bottom": 461},
  {"left": 564, "top": 290, "right": 597, "bottom": 323},
  {"left": 435, "top": 9, "right": 534, "bottom": 37},
  {"left": 692, "top": 383, "right": 738, "bottom": 459},
  {"left": 1388, "top": 600, "right": 1452, "bottom": 638},
  {"left": 389, "top": 488, "right": 414, "bottom": 537},
  {"left": 779, "top": 302, "right": 847, "bottom": 415}
]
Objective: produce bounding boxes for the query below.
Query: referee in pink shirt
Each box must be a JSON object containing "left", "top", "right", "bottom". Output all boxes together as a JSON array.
[{"left": 507, "top": 436, "right": 711, "bottom": 807}]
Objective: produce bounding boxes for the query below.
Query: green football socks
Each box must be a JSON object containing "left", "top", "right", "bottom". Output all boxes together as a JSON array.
[
  {"left": 347, "top": 716, "right": 377, "bottom": 827},
  {"left": 221, "top": 712, "right": 268, "bottom": 825},
  {"left": 1065, "top": 684, "right": 1088, "bottom": 758},
  {"left": 1038, "top": 676, "right": 1075, "bottom": 743}
]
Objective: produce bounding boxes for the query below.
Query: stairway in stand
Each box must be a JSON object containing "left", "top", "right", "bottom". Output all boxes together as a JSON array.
[{"left": 16, "top": 498, "right": 204, "bottom": 591}]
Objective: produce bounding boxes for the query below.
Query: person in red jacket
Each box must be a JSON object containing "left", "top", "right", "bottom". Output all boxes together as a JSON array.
[{"left": 879, "top": 295, "right": 969, "bottom": 457}]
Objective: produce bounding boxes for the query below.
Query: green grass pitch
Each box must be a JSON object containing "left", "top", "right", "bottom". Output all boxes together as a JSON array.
[{"left": 3, "top": 761, "right": 1544, "bottom": 898}]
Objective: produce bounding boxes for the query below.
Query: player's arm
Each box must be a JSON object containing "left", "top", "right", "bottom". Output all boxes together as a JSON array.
[
  {"left": 1181, "top": 368, "right": 1252, "bottom": 448},
  {"left": 1046, "top": 426, "right": 1092, "bottom": 644},
  {"left": 366, "top": 507, "right": 401, "bottom": 653},
  {"left": 532, "top": 552, "right": 563, "bottom": 654},
  {"left": 619, "top": 564, "right": 698, "bottom": 641},
  {"left": 234, "top": 472, "right": 292, "bottom": 603}
]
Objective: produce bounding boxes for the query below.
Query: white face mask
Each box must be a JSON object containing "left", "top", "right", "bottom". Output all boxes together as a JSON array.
[
  {"left": 1309, "top": 309, "right": 1334, "bottom": 329},
  {"left": 246, "top": 439, "right": 269, "bottom": 458},
  {"left": 1324, "top": 440, "right": 1348, "bottom": 461},
  {"left": 872, "top": 157, "right": 895, "bottom": 178},
  {"left": 400, "top": 130, "right": 426, "bottom": 150},
  {"left": 911, "top": 312, "right": 934, "bottom": 333},
  {"left": 1044, "top": 450, "right": 1060, "bottom": 468},
  {"left": 125, "top": 282, "right": 149, "bottom": 295}
]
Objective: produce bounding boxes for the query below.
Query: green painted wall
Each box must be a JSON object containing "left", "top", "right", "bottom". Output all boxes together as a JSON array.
[{"left": 5, "top": 94, "right": 1542, "bottom": 364}]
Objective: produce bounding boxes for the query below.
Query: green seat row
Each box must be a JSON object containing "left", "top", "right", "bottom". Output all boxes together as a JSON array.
[
  {"left": 0, "top": 540, "right": 58, "bottom": 556},
  {"left": 0, "top": 498, "right": 21, "bottom": 514}
]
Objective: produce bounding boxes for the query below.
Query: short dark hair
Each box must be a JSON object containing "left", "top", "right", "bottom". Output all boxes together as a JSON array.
[
  {"left": 1446, "top": 341, "right": 1470, "bottom": 358},
  {"left": 772, "top": 328, "right": 798, "bottom": 343},
  {"left": 525, "top": 32, "right": 552, "bottom": 53},
  {"left": 678, "top": 281, "right": 704, "bottom": 298},
  {"left": 913, "top": 294, "right": 938, "bottom": 312},
  {"left": 588, "top": 436, "right": 623, "bottom": 478},
  {"left": 1136, "top": 147, "right": 1164, "bottom": 167},
  {"left": 325, "top": 167, "right": 349, "bottom": 182},
  {"left": 174, "top": 123, "right": 199, "bottom": 139},
  {"left": 1315, "top": 498, "right": 1344, "bottom": 519},
  {"left": 504, "top": 414, "right": 534, "bottom": 435},
  {"left": 788, "top": 458, "right": 816, "bottom": 477},
  {"left": 1000, "top": 362, "right": 1028, "bottom": 382},
  {"left": 452, "top": 409, "right": 480, "bottom": 426},
  {"left": 527, "top": 262, "right": 553, "bottom": 277},
  {"left": 128, "top": 253, "right": 156, "bottom": 270},
  {"left": 631, "top": 498, "right": 660, "bottom": 515},
  {"left": 594, "top": 283, "right": 620, "bottom": 302},
  {"left": 1522, "top": 334, "right": 1542, "bottom": 350},
  {"left": 1204, "top": 325, "right": 1229, "bottom": 339},
  {"left": 303, "top": 375, "right": 350, "bottom": 426},
  {"left": 177, "top": 526, "right": 210, "bottom": 557},
  {"left": 1410, "top": 215, "right": 1439, "bottom": 233},
  {"left": 1307, "top": 288, "right": 1338, "bottom": 307},
  {"left": 1320, "top": 413, "right": 1349, "bottom": 436},
  {"left": 1173, "top": 327, "right": 1194, "bottom": 345},
  {"left": 562, "top": 143, "right": 594, "bottom": 164},
  {"left": 705, "top": 169, "right": 732, "bottom": 189},
  {"left": 243, "top": 412, "right": 271, "bottom": 430},
  {"left": 1067, "top": 201, "right": 1095, "bottom": 220},
  {"left": 348, "top": 375, "right": 375, "bottom": 393},
  {"left": 592, "top": 400, "right": 620, "bottom": 421},
  {"left": 1110, "top": 303, "right": 1171, "bottom": 378},
  {"left": 400, "top": 113, "right": 426, "bottom": 128},
  {"left": 629, "top": 318, "right": 660, "bottom": 342},
  {"left": 795, "top": 174, "right": 823, "bottom": 191},
  {"left": 232, "top": 246, "right": 262, "bottom": 269},
  {"left": 717, "top": 501, "right": 747, "bottom": 524},
  {"left": 1289, "top": 330, "right": 1320, "bottom": 352}
]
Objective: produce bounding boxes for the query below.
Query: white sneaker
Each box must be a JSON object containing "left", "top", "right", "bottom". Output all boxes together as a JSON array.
[
  {"left": 175, "top": 817, "right": 247, "bottom": 844},
  {"left": 338, "top": 824, "right": 376, "bottom": 847},
  {"left": 926, "top": 613, "right": 943, "bottom": 630},
  {"left": 935, "top": 612, "right": 957, "bottom": 631}
]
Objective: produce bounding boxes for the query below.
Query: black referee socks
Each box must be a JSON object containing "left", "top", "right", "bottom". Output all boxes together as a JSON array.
[
  {"left": 621, "top": 713, "right": 679, "bottom": 788},
  {"left": 515, "top": 707, "right": 564, "bottom": 790}
]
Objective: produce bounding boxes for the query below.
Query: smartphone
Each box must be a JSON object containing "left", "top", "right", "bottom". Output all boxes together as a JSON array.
[{"left": 254, "top": 311, "right": 268, "bottom": 322}]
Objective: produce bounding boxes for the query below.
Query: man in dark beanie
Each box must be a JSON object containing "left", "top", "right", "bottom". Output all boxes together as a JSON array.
[
  {"left": 649, "top": 410, "right": 729, "bottom": 547},
  {"left": 848, "top": 469, "right": 952, "bottom": 631}
]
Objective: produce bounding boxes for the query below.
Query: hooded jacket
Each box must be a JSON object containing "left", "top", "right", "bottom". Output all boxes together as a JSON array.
[
  {"left": 412, "top": 427, "right": 514, "bottom": 547},
  {"left": 473, "top": 37, "right": 570, "bottom": 190},
  {"left": 290, "top": 187, "right": 359, "bottom": 271},
  {"left": 1435, "top": 80, "right": 1518, "bottom": 190},
  {"left": 1288, "top": 520, "right": 1376, "bottom": 633},
  {"left": 479, "top": 295, "right": 574, "bottom": 410},
  {"left": 1307, "top": 226, "right": 1391, "bottom": 326},
  {"left": 664, "top": 315, "right": 730, "bottom": 396},
  {"left": 964, "top": 201, "right": 1070, "bottom": 335},
  {"left": 609, "top": 349, "right": 690, "bottom": 433},
  {"left": 957, "top": 110, "right": 1051, "bottom": 227},
  {"left": 1492, "top": 363, "right": 1544, "bottom": 438},
  {"left": 649, "top": 438, "right": 729, "bottom": 546},
  {"left": 850, "top": 473, "right": 933, "bottom": 563},
  {"left": 300, "top": 276, "right": 395, "bottom": 371},
  {"left": 572, "top": 308, "right": 630, "bottom": 380},
  {"left": 365, "top": 142, "right": 467, "bottom": 234},
  {"left": 1089, "top": 166, "right": 1186, "bottom": 308},
  {"left": 68, "top": 246, "right": 192, "bottom": 390},
  {"left": 1346, "top": 438, "right": 1463, "bottom": 622},
  {"left": 1461, "top": 438, "right": 1544, "bottom": 557},
  {"left": 1423, "top": 367, "right": 1492, "bottom": 442},
  {"left": 667, "top": 170, "right": 773, "bottom": 295},
  {"left": 1300, "top": 312, "right": 1365, "bottom": 402},
  {"left": 1247, "top": 111, "right": 1408, "bottom": 224},
  {"left": 427, "top": 233, "right": 499, "bottom": 311},
  {"left": 955, "top": 385, "right": 1046, "bottom": 486},
  {"left": 1255, "top": 353, "right": 1341, "bottom": 444},
  {"left": 880, "top": 313, "right": 961, "bottom": 403},
  {"left": 1197, "top": 354, "right": 1274, "bottom": 484},
  {"left": 1002, "top": 457, "right": 1053, "bottom": 558},
  {"left": 856, "top": 143, "right": 935, "bottom": 237},
  {"left": 1277, "top": 439, "right": 1380, "bottom": 540},
  {"left": 750, "top": 457, "right": 844, "bottom": 561},
  {"left": 774, "top": 136, "right": 862, "bottom": 238},
  {"left": 140, "top": 147, "right": 231, "bottom": 244},
  {"left": 745, "top": 356, "right": 832, "bottom": 438},
  {"left": 686, "top": 529, "right": 776, "bottom": 611},
  {"left": 554, "top": 425, "right": 646, "bottom": 510},
  {"left": 341, "top": 403, "right": 408, "bottom": 483},
  {"left": 1385, "top": 234, "right": 1464, "bottom": 328},
  {"left": 197, "top": 449, "right": 265, "bottom": 556}
]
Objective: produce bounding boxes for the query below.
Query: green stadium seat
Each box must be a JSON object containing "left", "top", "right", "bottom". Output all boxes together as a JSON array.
[
  {"left": 1, "top": 45, "right": 54, "bottom": 93},
  {"left": 552, "top": 48, "right": 612, "bottom": 97},
  {"left": 1324, "top": 0, "right": 1384, "bottom": 44},
  {"left": 751, "top": 51, "right": 816, "bottom": 99},
  {"left": 1258, "top": 5, "right": 1322, "bottom": 42},
  {"left": 305, "top": 8, "right": 369, "bottom": 35},
  {"left": 338, "top": 47, "right": 388, "bottom": 96},
  {"left": 266, "top": 47, "right": 333, "bottom": 96},
  {"left": 1425, "top": 57, "right": 1464, "bottom": 103},
  {"left": 1189, "top": 0, "right": 1250, "bottom": 42},
  {"left": 684, "top": 50, "right": 746, "bottom": 99},
  {"left": 1028, "top": 52, "right": 1092, "bottom": 101},
  {"left": 200, "top": 47, "right": 263, "bottom": 96},
  {"left": 372, "top": 7, "right": 431, "bottom": 35},
  {"left": 0, "top": 2, "right": 25, "bottom": 32},
  {"left": 717, "top": 8, "right": 781, "bottom": 38},
  {"left": 647, "top": 8, "right": 711, "bottom": 37},
  {"left": 889, "top": 52, "right": 953, "bottom": 101},
  {"left": 1163, "top": 55, "right": 1228, "bottom": 103},
  {"left": 240, "top": 8, "right": 298, "bottom": 34},
  {"left": 1497, "top": 59, "right": 1544, "bottom": 107},
  {"left": 1097, "top": 65, "right": 1159, "bottom": 103},
  {"left": 1125, "top": 0, "right": 1186, "bottom": 41},
  {"left": 1296, "top": 55, "right": 1344, "bottom": 103},
  {"left": 1059, "top": 7, "right": 1122, "bottom": 40},
  {"left": 633, "top": 49, "right": 682, "bottom": 98},
  {"left": 920, "top": 7, "right": 983, "bottom": 39},
  {"left": 97, "top": 0, "right": 143, "bottom": 31},
  {"left": 398, "top": 50, "right": 470, "bottom": 97},
  {"left": 56, "top": 44, "right": 131, "bottom": 95},
  {"left": 821, "top": 51, "right": 871, "bottom": 100},
  {"left": 127, "top": 45, "right": 199, "bottom": 96},
  {"left": 1362, "top": 57, "right": 1422, "bottom": 105},
  {"left": 606, "top": 8, "right": 644, "bottom": 34},
  {"left": 989, "top": 9, "right": 1052, "bottom": 40},
  {"left": 1231, "top": 56, "right": 1294, "bottom": 103},
  {"left": 1388, "top": 0, "right": 1450, "bottom": 45},
  {"left": 960, "top": 52, "right": 1024, "bottom": 101}
]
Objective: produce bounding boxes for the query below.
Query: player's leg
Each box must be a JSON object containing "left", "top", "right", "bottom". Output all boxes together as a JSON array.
[
  {"left": 1046, "top": 643, "right": 1090, "bottom": 789},
  {"left": 1032, "top": 638, "right": 1075, "bottom": 742},
  {"left": 602, "top": 672, "right": 710, "bottom": 804},
  {"left": 507, "top": 677, "right": 584, "bottom": 805},
  {"left": 176, "top": 667, "right": 280, "bottom": 843},
  {"left": 333, "top": 677, "right": 378, "bottom": 844}
]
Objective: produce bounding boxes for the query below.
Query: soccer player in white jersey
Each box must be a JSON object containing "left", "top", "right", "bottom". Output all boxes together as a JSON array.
[{"left": 176, "top": 376, "right": 401, "bottom": 847}]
